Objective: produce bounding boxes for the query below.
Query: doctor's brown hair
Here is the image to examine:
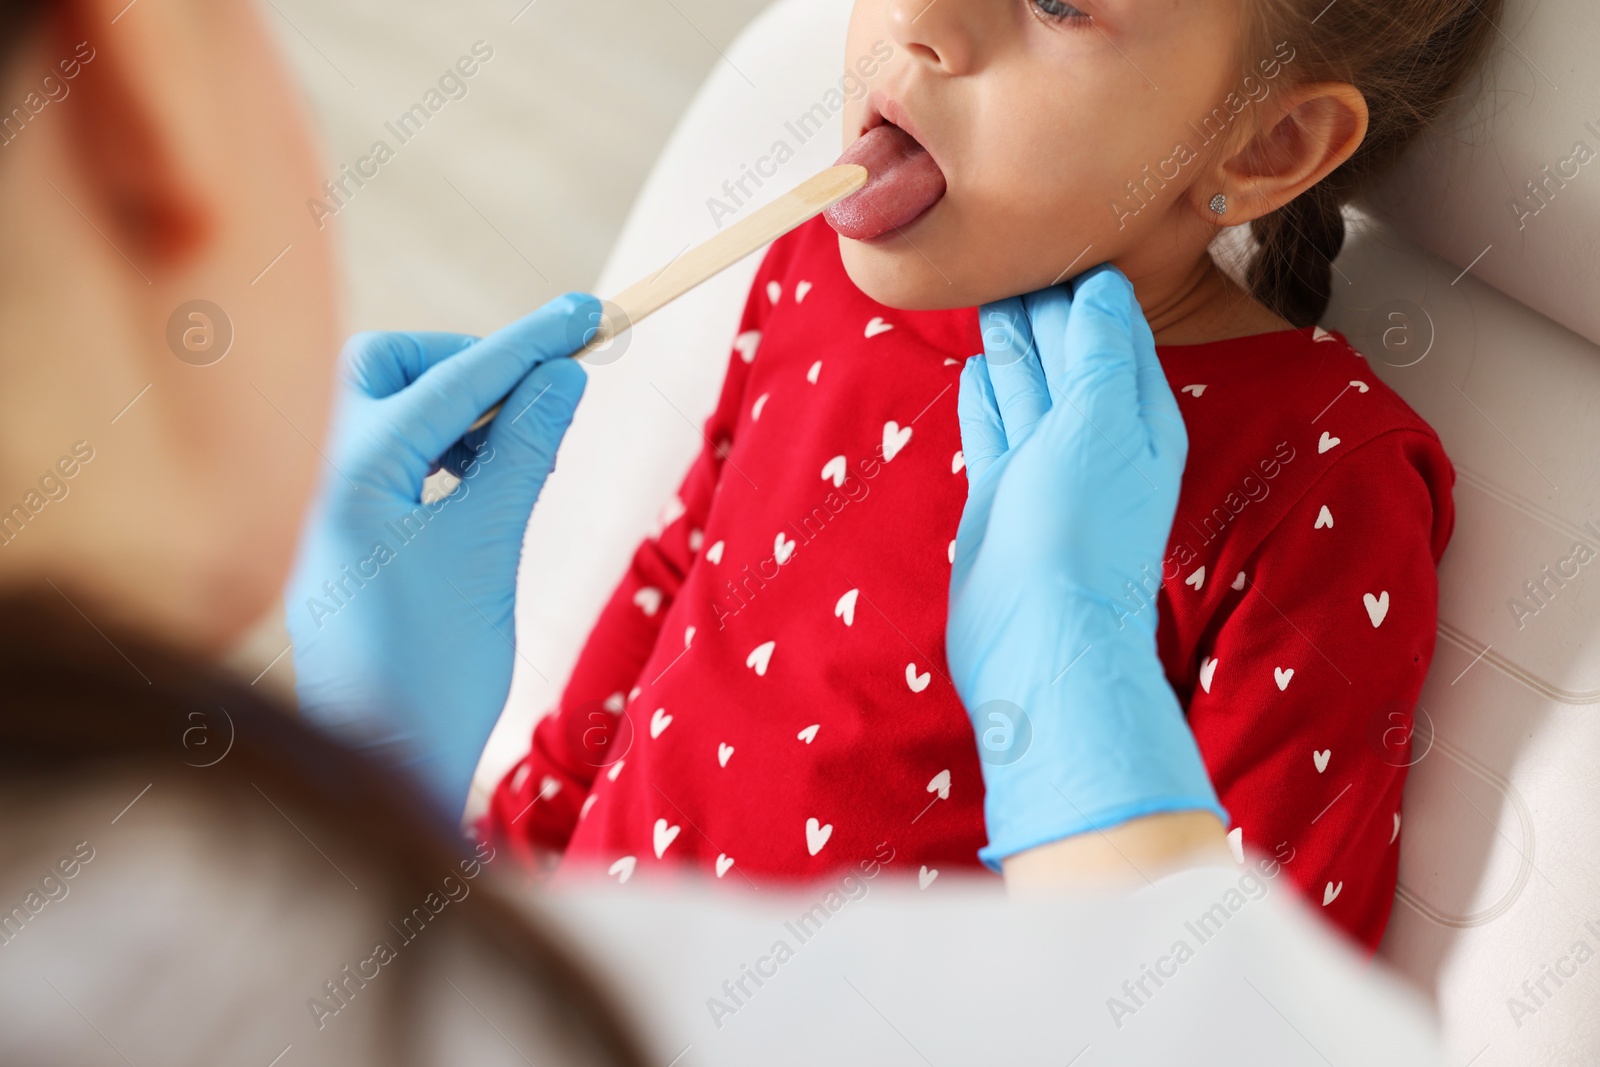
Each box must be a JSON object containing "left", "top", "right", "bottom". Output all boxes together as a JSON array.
[
  {"left": 1238, "top": 0, "right": 1504, "bottom": 328},
  {"left": 0, "top": 587, "right": 650, "bottom": 1067}
]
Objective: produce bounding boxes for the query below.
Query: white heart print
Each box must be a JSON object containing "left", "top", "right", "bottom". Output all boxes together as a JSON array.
[
  {"left": 1364, "top": 591, "right": 1389, "bottom": 627},
  {"left": 774, "top": 532, "right": 796, "bottom": 564},
  {"left": 580, "top": 794, "right": 598, "bottom": 820},
  {"left": 1186, "top": 566, "right": 1206, "bottom": 590},
  {"left": 806, "top": 359, "right": 822, "bottom": 384},
  {"left": 1199, "top": 656, "right": 1219, "bottom": 694},
  {"left": 864, "top": 316, "right": 894, "bottom": 338},
  {"left": 1181, "top": 384, "right": 1207, "bottom": 397},
  {"left": 1314, "top": 505, "right": 1333, "bottom": 529},
  {"left": 926, "top": 769, "right": 951, "bottom": 800},
  {"left": 633, "top": 587, "right": 662, "bottom": 616},
  {"left": 1231, "top": 571, "right": 1247, "bottom": 591},
  {"left": 650, "top": 708, "right": 672, "bottom": 739},
  {"left": 805, "top": 817, "right": 833, "bottom": 855},
  {"left": 951, "top": 450, "right": 965, "bottom": 474},
  {"left": 653, "top": 818, "right": 680, "bottom": 858},
  {"left": 604, "top": 691, "right": 626, "bottom": 713},
  {"left": 608, "top": 856, "right": 636, "bottom": 884},
  {"left": 705, "top": 540, "right": 725, "bottom": 565},
  {"left": 906, "top": 662, "right": 931, "bottom": 693},
  {"left": 766, "top": 280, "right": 781, "bottom": 304},
  {"left": 1318, "top": 431, "right": 1340, "bottom": 454},
  {"left": 538, "top": 775, "right": 561, "bottom": 800},
  {"left": 751, "top": 393, "right": 769, "bottom": 421},
  {"left": 834, "top": 588, "right": 858, "bottom": 627},
  {"left": 1313, "top": 749, "right": 1331, "bottom": 773},
  {"left": 794, "top": 280, "right": 812, "bottom": 303},
  {"left": 797, "top": 723, "right": 820, "bottom": 744},
  {"left": 882, "top": 421, "right": 912, "bottom": 461},
  {"left": 918, "top": 866, "right": 939, "bottom": 889},
  {"left": 1226, "top": 827, "right": 1244, "bottom": 864},
  {"left": 607, "top": 759, "right": 625, "bottom": 781},
  {"left": 1274, "top": 667, "right": 1294, "bottom": 691},
  {"left": 747, "top": 640, "right": 776, "bottom": 676},
  {"left": 1322, "top": 881, "right": 1342, "bottom": 906},
  {"left": 733, "top": 330, "right": 761, "bottom": 364},
  {"left": 821, "top": 455, "right": 847, "bottom": 487},
  {"left": 718, "top": 742, "right": 734, "bottom": 767},
  {"left": 715, "top": 854, "right": 735, "bottom": 877}
]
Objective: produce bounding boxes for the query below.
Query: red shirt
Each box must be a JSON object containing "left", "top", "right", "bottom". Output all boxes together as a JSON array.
[{"left": 481, "top": 216, "right": 1454, "bottom": 951}]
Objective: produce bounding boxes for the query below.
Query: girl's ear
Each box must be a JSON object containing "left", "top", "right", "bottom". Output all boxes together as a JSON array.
[{"left": 1193, "top": 82, "right": 1369, "bottom": 227}]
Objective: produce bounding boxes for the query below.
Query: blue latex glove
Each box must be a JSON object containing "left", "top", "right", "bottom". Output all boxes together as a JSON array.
[
  {"left": 948, "top": 265, "right": 1228, "bottom": 871},
  {"left": 285, "top": 292, "right": 599, "bottom": 818}
]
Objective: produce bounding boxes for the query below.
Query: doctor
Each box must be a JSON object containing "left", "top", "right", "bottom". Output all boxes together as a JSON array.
[{"left": 0, "top": 0, "right": 1225, "bottom": 883}]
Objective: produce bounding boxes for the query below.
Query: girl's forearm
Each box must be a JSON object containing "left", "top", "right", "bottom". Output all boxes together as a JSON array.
[{"left": 1001, "top": 810, "right": 1232, "bottom": 890}]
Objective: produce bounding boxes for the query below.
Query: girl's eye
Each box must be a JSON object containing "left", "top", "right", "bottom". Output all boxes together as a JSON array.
[{"left": 1030, "top": 0, "right": 1091, "bottom": 23}]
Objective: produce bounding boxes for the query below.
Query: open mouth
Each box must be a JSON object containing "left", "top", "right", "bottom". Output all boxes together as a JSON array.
[{"left": 823, "top": 112, "right": 947, "bottom": 242}]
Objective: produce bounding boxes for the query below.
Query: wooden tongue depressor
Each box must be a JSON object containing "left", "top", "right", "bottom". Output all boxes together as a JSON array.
[{"left": 465, "top": 163, "right": 868, "bottom": 433}]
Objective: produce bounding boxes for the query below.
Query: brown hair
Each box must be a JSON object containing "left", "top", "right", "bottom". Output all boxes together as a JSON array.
[
  {"left": 1238, "top": 0, "right": 1504, "bottom": 327},
  {"left": 0, "top": 585, "right": 649, "bottom": 1067}
]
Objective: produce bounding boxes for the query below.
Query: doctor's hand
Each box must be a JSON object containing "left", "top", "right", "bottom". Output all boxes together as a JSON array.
[
  {"left": 285, "top": 293, "right": 600, "bottom": 820},
  {"left": 949, "top": 266, "right": 1229, "bottom": 883}
]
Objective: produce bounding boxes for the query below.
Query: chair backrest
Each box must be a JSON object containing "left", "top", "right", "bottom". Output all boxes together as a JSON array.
[{"left": 505, "top": 6, "right": 1600, "bottom": 1062}]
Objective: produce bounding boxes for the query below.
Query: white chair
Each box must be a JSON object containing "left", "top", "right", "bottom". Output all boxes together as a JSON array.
[{"left": 499, "top": 3, "right": 1600, "bottom": 1061}]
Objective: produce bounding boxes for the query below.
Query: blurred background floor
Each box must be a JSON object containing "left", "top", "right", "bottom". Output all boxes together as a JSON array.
[{"left": 231, "top": 0, "right": 773, "bottom": 693}]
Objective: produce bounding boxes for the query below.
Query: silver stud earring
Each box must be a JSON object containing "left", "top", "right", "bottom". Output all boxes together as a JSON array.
[{"left": 1209, "top": 193, "right": 1228, "bottom": 215}]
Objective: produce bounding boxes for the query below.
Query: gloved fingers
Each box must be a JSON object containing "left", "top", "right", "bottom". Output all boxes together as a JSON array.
[
  {"left": 342, "top": 331, "right": 478, "bottom": 399},
  {"left": 469, "top": 356, "right": 588, "bottom": 512},
  {"left": 978, "top": 298, "right": 1051, "bottom": 448},
  {"left": 957, "top": 355, "right": 1007, "bottom": 482},
  {"left": 1053, "top": 266, "right": 1143, "bottom": 446},
  {"left": 1125, "top": 287, "right": 1188, "bottom": 464},
  {"left": 1019, "top": 285, "right": 1076, "bottom": 400},
  {"left": 429, "top": 426, "right": 491, "bottom": 480},
  {"left": 391, "top": 292, "right": 601, "bottom": 467}
]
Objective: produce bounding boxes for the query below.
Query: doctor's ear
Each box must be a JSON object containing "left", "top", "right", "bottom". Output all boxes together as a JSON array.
[
  {"left": 48, "top": 0, "right": 223, "bottom": 270},
  {"left": 1192, "top": 81, "right": 1369, "bottom": 227}
]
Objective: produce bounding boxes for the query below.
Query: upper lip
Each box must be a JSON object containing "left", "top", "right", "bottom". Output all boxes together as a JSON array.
[{"left": 860, "top": 88, "right": 941, "bottom": 169}]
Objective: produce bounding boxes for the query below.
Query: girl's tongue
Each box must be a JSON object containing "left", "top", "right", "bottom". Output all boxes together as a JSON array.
[{"left": 823, "top": 123, "right": 947, "bottom": 241}]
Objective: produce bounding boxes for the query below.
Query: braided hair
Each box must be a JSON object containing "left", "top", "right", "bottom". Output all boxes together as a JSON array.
[{"left": 1240, "top": 0, "right": 1504, "bottom": 327}]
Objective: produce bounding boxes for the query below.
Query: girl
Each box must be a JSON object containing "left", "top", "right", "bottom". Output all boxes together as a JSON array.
[{"left": 484, "top": 0, "right": 1499, "bottom": 951}]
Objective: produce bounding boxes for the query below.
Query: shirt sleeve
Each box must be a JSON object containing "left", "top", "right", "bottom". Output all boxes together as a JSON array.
[
  {"left": 476, "top": 260, "right": 775, "bottom": 864},
  {"left": 1182, "top": 428, "right": 1454, "bottom": 952}
]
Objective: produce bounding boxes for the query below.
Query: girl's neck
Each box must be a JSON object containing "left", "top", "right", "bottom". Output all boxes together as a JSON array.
[{"left": 1132, "top": 252, "right": 1297, "bottom": 347}]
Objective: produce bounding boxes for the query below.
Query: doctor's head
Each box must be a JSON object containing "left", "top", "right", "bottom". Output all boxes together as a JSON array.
[{"left": 0, "top": 0, "right": 339, "bottom": 651}]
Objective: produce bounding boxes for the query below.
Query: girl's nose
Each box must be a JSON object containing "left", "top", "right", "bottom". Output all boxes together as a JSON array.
[{"left": 885, "top": 0, "right": 981, "bottom": 76}]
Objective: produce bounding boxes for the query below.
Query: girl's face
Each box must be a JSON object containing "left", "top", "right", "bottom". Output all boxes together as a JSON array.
[{"left": 839, "top": 0, "right": 1272, "bottom": 310}]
